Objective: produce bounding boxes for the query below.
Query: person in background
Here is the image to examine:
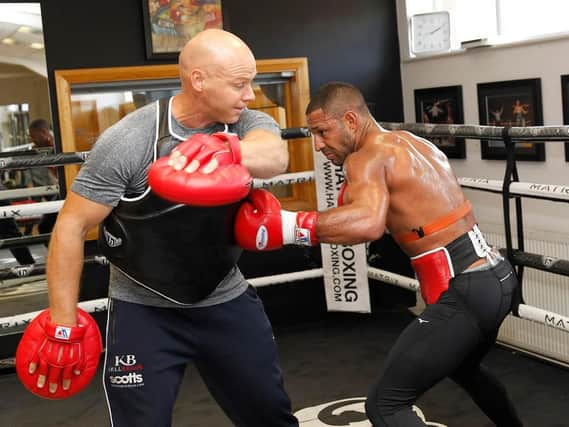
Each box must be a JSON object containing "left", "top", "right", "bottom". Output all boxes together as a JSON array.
[{"left": 23, "top": 119, "right": 58, "bottom": 235}]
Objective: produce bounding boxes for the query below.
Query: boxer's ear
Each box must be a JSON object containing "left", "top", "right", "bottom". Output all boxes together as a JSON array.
[{"left": 343, "top": 111, "right": 359, "bottom": 132}]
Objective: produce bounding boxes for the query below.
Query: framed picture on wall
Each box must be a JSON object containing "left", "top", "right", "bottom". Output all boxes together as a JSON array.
[
  {"left": 414, "top": 85, "right": 466, "bottom": 159},
  {"left": 561, "top": 74, "right": 569, "bottom": 162},
  {"left": 141, "top": 0, "right": 223, "bottom": 60},
  {"left": 477, "top": 78, "right": 545, "bottom": 161}
]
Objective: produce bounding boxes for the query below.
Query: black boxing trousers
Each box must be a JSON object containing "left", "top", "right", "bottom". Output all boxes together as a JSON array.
[
  {"left": 103, "top": 286, "right": 298, "bottom": 427},
  {"left": 365, "top": 259, "right": 523, "bottom": 427}
]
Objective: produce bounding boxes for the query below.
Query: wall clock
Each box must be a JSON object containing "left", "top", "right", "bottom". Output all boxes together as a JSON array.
[{"left": 410, "top": 11, "right": 451, "bottom": 55}]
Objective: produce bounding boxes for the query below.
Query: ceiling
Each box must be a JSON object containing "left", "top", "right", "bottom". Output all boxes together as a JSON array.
[{"left": 0, "top": 3, "right": 46, "bottom": 79}]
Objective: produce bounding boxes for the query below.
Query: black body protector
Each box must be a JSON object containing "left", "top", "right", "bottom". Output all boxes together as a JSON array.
[{"left": 98, "top": 99, "right": 242, "bottom": 304}]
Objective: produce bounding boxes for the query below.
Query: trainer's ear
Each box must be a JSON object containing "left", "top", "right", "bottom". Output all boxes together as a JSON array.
[{"left": 190, "top": 68, "right": 207, "bottom": 92}]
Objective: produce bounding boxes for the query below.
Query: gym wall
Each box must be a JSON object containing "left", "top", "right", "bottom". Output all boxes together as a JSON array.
[{"left": 40, "top": 0, "right": 403, "bottom": 143}]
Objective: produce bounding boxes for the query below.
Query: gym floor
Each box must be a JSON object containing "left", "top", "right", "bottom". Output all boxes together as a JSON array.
[{"left": 1, "top": 308, "right": 568, "bottom": 427}]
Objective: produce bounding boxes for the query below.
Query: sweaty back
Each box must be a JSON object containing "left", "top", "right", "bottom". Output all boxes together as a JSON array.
[{"left": 377, "top": 131, "right": 465, "bottom": 234}]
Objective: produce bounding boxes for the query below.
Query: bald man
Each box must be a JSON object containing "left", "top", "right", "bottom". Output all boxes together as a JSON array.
[{"left": 26, "top": 29, "right": 296, "bottom": 426}]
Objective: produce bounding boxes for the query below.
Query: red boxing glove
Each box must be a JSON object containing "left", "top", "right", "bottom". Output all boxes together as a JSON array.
[
  {"left": 234, "top": 189, "right": 318, "bottom": 251},
  {"left": 148, "top": 132, "right": 252, "bottom": 206},
  {"left": 15, "top": 308, "right": 102, "bottom": 399}
]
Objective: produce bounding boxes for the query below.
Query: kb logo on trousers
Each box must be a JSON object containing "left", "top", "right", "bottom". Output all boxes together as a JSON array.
[
  {"left": 294, "top": 397, "right": 447, "bottom": 427},
  {"left": 115, "top": 354, "right": 137, "bottom": 367}
]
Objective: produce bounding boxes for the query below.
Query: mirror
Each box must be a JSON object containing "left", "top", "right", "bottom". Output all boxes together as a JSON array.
[{"left": 0, "top": 3, "right": 59, "bottom": 340}]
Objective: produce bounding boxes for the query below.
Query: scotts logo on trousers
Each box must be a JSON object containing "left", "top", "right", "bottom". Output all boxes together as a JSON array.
[
  {"left": 294, "top": 398, "right": 447, "bottom": 427},
  {"left": 109, "top": 373, "right": 144, "bottom": 386}
]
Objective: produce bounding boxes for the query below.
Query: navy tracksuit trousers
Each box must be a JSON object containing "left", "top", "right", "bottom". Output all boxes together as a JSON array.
[{"left": 103, "top": 286, "right": 298, "bottom": 427}]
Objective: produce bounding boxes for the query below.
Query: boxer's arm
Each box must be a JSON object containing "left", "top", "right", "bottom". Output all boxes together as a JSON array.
[
  {"left": 47, "top": 191, "right": 112, "bottom": 326},
  {"left": 234, "top": 148, "right": 389, "bottom": 249},
  {"left": 316, "top": 148, "right": 389, "bottom": 245},
  {"left": 239, "top": 128, "right": 288, "bottom": 179}
]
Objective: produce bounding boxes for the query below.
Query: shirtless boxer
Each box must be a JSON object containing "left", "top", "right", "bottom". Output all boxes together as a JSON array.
[{"left": 234, "top": 81, "right": 523, "bottom": 426}]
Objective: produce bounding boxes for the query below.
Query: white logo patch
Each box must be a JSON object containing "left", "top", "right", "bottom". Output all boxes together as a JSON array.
[
  {"left": 54, "top": 326, "right": 71, "bottom": 340},
  {"left": 255, "top": 225, "right": 268, "bottom": 250},
  {"left": 109, "top": 373, "right": 144, "bottom": 386},
  {"left": 103, "top": 227, "right": 122, "bottom": 248}
]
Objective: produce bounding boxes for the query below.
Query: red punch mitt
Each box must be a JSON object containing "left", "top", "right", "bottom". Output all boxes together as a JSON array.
[
  {"left": 16, "top": 308, "right": 102, "bottom": 400},
  {"left": 148, "top": 132, "right": 252, "bottom": 206}
]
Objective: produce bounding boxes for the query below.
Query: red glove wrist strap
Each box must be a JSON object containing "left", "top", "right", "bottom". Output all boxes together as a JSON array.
[
  {"left": 296, "top": 211, "right": 319, "bottom": 246},
  {"left": 44, "top": 320, "right": 86, "bottom": 342}
]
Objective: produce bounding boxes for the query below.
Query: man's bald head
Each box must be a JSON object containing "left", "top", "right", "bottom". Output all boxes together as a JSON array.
[
  {"left": 179, "top": 29, "right": 255, "bottom": 82},
  {"left": 173, "top": 29, "right": 257, "bottom": 126}
]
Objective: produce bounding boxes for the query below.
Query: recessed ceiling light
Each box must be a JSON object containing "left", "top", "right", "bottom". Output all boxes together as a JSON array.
[
  {"left": 2, "top": 38, "right": 15, "bottom": 45},
  {"left": 30, "top": 42, "right": 44, "bottom": 49},
  {"left": 18, "top": 26, "right": 32, "bottom": 33}
]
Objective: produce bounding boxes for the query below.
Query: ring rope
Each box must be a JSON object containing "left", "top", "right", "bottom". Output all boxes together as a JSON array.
[
  {"left": 0, "top": 255, "right": 107, "bottom": 281},
  {"left": 12, "top": 173, "right": 567, "bottom": 217},
  {"left": 248, "top": 268, "right": 324, "bottom": 287},
  {"left": 0, "top": 200, "right": 63, "bottom": 219},
  {"left": 0, "top": 151, "right": 90, "bottom": 170},
  {"left": 0, "top": 233, "right": 50, "bottom": 249},
  {"left": 459, "top": 178, "right": 569, "bottom": 202},
  {"left": 367, "top": 267, "right": 569, "bottom": 334},
  {"left": 508, "top": 249, "right": 569, "bottom": 276},
  {"left": 253, "top": 171, "right": 316, "bottom": 189},
  {"left": 0, "top": 172, "right": 313, "bottom": 220},
  {"left": 255, "top": 172, "right": 569, "bottom": 204},
  {"left": 1, "top": 143, "right": 35, "bottom": 153},
  {"left": 0, "top": 127, "right": 313, "bottom": 171},
  {"left": 1, "top": 171, "right": 568, "bottom": 278},
  {"left": 0, "top": 185, "right": 59, "bottom": 201},
  {"left": 1, "top": 266, "right": 567, "bottom": 334},
  {"left": 2, "top": 123, "right": 567, "bottom": 172},
  {"left": 379, "top": 122, "right": 569, "bottom": 141}
]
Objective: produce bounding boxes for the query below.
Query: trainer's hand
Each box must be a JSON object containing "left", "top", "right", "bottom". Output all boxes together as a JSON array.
[
  {"left": 148, "top": 132, "right": 252, "bottom": 206},
  {"left": 15, "top": 308, "right": 102, "bottom": 399},
  {"left": 234, "top": 189, "right": 318, "bottom": 250}
]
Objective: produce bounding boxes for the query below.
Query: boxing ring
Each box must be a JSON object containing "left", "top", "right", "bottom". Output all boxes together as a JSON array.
[{"left": 0, "top": 123, "right": 569, "bottom": 369}]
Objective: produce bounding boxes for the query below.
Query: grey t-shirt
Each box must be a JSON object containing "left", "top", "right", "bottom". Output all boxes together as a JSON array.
[{"left": 71, "top": 99, "right": 281, "bottom": 307}]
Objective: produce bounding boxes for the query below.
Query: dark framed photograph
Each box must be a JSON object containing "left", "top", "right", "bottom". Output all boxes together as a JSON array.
[
  {"left": 142, "top": 0, "right": 223, "bottom": 60},
  {"left": 477, "top": 78, "right": 545, "bottom": 161},
  {"left": 561, "top": 74, "right": 569, "bottom": 161},
  {"left": 414, "top": 85, "right": 466, "bottom": 158}
]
